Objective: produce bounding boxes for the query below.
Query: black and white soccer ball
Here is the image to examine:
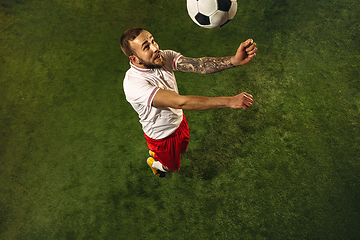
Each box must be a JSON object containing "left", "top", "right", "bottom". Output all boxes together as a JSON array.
[{"left": 187, "top": 0, "right": 238, "bottom": 29}]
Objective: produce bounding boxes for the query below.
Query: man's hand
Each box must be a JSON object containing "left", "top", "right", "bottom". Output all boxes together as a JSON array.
[
  {"left": 229, "top": 92, "right": 253, "bottom": 109},
  {"left": 231, "top": 39, "right": 257, "bottom": 66}
]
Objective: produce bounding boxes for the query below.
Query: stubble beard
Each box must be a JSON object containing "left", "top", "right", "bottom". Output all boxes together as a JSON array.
[{"left": 141, "top": 53, "right": 166, "bottom": 69}]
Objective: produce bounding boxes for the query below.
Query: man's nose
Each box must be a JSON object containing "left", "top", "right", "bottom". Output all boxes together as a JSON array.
[{"left": 150, "top": 43, "right": 158, "bottom": 52}]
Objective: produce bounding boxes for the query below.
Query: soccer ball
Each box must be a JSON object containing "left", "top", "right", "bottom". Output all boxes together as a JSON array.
[{"left": 187, "top": 0, "right": 238, "bottom": 29}]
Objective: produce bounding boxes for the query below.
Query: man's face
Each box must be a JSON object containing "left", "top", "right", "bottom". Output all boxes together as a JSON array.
[{"left": 130, "top": 30, "right": 165, "bottom": 69}]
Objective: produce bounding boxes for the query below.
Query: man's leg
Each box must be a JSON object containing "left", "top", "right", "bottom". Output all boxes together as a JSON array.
[{"left": 145, "top": 114, "right": 190, "bottom": 176}]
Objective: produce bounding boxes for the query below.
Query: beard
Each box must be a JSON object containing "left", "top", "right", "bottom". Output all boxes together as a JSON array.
[{"left": 139, "top": 53, "right": 166, "bottom": 69}]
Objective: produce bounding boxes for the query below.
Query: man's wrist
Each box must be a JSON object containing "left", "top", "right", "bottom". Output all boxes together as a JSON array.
[{"left": 230, "top": 56, "right": 240, "bottom": 67}]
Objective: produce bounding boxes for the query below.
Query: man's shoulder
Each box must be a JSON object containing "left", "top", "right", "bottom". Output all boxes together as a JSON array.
[
  {"left": 124, "top": 68, "right": 150, "bottom": 86},
  {"left": 161, "top": 50, "right": 182, "bottom": 71},
  {"left": 162, "top": 49, "right": 181, "bottom": 59}
]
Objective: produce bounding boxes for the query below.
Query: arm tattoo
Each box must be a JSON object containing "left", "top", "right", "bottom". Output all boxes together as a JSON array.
[{"left": 177, "top": 56, "right": 235, "bottom": 74}]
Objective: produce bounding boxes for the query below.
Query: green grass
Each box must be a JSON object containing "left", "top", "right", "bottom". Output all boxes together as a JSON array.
[{"left": 1, "top": 0, "right": 359, "bottom": 239}]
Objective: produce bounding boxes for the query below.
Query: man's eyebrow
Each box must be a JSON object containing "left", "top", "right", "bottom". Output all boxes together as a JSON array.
[{"left": 141, "top": 36, "right": 154, "bottom": 48}]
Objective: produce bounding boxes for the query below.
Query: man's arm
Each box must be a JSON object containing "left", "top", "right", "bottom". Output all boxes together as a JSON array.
[
  {"left": 152, "top": 89, "right": 253, "bottom": 110},
  {"left": 177, "top": 56, "right": 235, "bottom": 74},
  {"left": 177, "top": 39, "right": 257, "bottom": 74}
]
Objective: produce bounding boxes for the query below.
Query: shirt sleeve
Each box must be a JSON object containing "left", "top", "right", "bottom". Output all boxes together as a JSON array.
[
  {"left": 124, "top": 76, "right": 159, "bottom": 107},
  {"left": 162, "top": 50, "right": 182, "bottom": 71}
]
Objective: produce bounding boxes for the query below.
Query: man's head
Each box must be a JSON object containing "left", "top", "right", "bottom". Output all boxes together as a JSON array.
[{"left": 120, "top": 27, "right": 165, "bottom": 69}]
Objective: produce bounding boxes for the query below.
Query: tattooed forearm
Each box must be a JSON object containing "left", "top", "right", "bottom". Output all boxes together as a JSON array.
[{"left": 177, "top": 56, "right": 235, "bottom": 74}]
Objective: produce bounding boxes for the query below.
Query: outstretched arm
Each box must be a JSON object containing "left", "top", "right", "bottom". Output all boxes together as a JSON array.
[
  {"left": 152, "top": 89, "right": 253, "bottom": 110},
  {"left": 177, "top": 39, "right": 257, "bottom": 74}
]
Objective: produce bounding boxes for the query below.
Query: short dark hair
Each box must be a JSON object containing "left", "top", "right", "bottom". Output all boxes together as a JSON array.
[{"left": 120, "top": 27, "right": 144, "bottom": 57}]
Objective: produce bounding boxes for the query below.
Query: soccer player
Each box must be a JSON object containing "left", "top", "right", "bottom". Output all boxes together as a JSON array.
[{"left": 120, "top": 27, "right": 257, "bottom": 178}]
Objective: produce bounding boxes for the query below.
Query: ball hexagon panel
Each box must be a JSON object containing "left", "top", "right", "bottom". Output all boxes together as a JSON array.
[
  {"left": 198, "top": 0, "right": 218, "bottom": 16},
  {"left": 228, "top": 0, "right": 237, "bottom": 19},
  {"left": 209, "top": 10, "right": 229, "bottom": 27}
]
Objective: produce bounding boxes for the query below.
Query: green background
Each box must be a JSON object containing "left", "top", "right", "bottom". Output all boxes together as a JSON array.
[{"left": 1, "top": 0, "right": 359, "bottom": 239}]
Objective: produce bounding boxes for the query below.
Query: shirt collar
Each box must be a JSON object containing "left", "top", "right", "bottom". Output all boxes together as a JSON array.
[{"left": 130, "top": 61, "right": 152, "bottom": 73}]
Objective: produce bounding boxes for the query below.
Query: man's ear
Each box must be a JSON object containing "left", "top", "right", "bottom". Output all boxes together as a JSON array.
[
  {"left": 129, "top": 55, "right": 142, "bottom": 64},
  {"left": 129, "top": 55, "right": 135, "bottom": 63}
]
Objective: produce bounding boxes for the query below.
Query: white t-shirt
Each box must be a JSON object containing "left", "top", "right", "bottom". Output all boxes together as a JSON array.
[{"left": 123, "top": 50, "right": 183, "bottom": 139}]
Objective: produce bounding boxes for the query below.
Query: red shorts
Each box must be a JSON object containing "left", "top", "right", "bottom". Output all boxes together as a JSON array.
[{"left": 144, "top": 114, "right": 189, "bottom": 171}]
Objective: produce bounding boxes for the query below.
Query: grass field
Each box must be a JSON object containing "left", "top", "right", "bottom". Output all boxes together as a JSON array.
[{"left": 1, "top": 0, "right": 359, "bottom": 239}]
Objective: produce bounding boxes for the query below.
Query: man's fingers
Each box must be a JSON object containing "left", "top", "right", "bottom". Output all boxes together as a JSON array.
[
  {"left": 246, "top": 39, "right": 254, "bottom": 45},
  {"left": 246, "top": 43, "right": 257, "bottom": 53},
  {"left": 243, "top": 92, "right": 253, "bottom": 101},
  {"left": 247, "top": 48, "right": 258, "bottom": 56},
  {"left": 240, "top": 39, "right": 253, "bottom": 50},
  {"left": 230, "top": 92, "right": 254, "bottom": 109},
  {"left": 244, "top": 99, "right": 253, "bottom": 107},
  {"left": 243, "top": 41, "right": 257, "bottom": 60},
  {"left": 242, "top": 92, "right": 253, "bottom": 108},
  {"left": 246, "top": 42, "right": 256, "bottom": 50}
]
